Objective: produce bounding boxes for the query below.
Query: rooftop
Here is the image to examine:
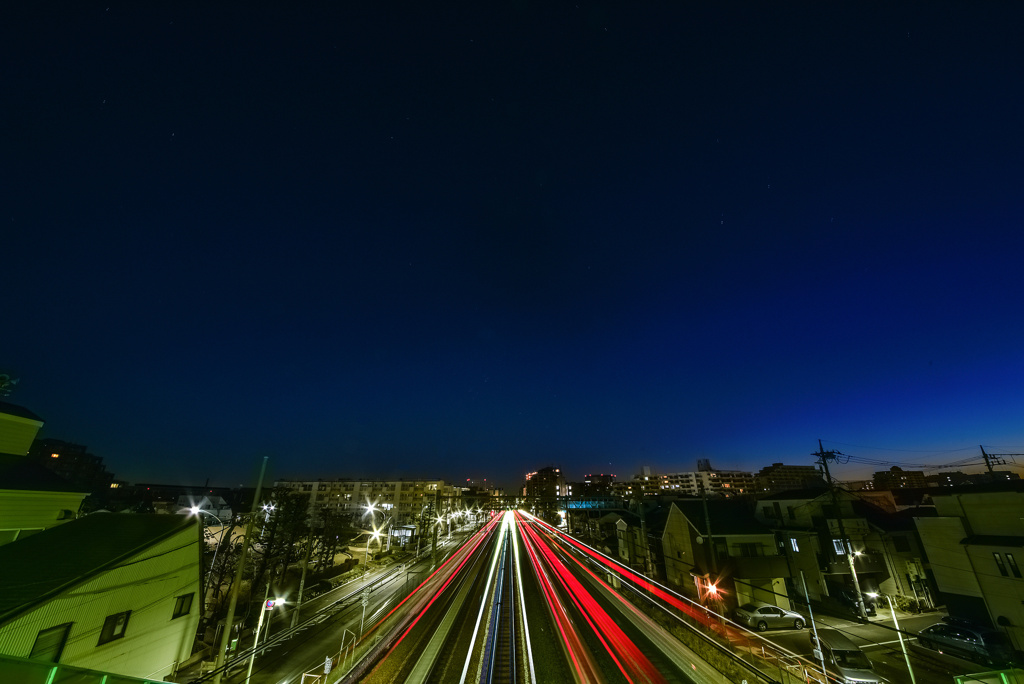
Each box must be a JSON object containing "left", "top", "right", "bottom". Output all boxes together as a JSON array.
[
  {"left": 0, "top": 513, "right": 197, "bottom": 623},
  {"left": 672, "top": 499, "right": 769, "bottom": 536},
  {"left": 0, "top": 401, "right": 43, "bottom": 423}
]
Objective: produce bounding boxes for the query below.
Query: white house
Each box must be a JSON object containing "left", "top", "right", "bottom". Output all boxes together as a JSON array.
[{"left": 0, "top": 513, "right": 201, "bottom": 681}]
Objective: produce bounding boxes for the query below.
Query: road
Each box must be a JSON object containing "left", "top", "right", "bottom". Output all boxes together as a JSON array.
[
  {"left": 192, "top": 512, "right": 1003, "bottom": 684},
  {"left": 331, "top": 510, "right": 772, "bottom": 683},
  {"left": 756, "top": 610, "right": 997, "bottom": 684},
  {"left": 185, "top": 531, "right": 470, "bottom": 684}
]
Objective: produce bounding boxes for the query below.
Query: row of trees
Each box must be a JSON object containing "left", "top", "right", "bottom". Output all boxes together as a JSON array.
[{"left": 198, "top": 487, "right": 363, "bottom": 639}]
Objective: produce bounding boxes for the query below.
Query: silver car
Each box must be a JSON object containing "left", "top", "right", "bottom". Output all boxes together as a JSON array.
[
  {"left": 918, "top": 620, "right": 1014, "bottom": 667},
  {"left": 734, "top": 602, "right": 806, "bottom": 632}
]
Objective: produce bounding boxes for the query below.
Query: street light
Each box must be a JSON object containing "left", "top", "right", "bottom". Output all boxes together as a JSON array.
[
  {"left": 364, "top": 503, "right": 396, "bottom": 551},
  {"left": 188, "top": 507, "right": 229, "bottom": 609},
  {"left": 245, "top": 597, "right": 283, "bottom": 684},
  {"left": 867, "top": 593, "right": 916, "bottom": 684},
  {"left": 364, "top": 528, "right": 381, "bottom": 567}
]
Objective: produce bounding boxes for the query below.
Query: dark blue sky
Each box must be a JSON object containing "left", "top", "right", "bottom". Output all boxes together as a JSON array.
[{"left": 5, "top": 1, "right": 1024, "bottom": 489}]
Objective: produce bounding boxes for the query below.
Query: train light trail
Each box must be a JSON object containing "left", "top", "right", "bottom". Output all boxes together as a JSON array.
[
  {"left": 510, "top": 511, "right": 536, "bottom": 683},
  {"left": 458, "top": 510, "right": 510, "bottom": 683}
]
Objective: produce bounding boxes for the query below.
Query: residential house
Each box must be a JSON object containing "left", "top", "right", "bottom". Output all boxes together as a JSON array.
[
  {"left": 0, "top": 399, "right": 90, "bottom": 545},
  {"left": 754, "top": 487, "right": 936, "bottom": 611},
  {"left": 915, "top": 485, "right": 1024, "bottom": 651},
  {"left": 0, "top": 455, "right": 90, "bottom": 545},
  {"left": 0, "top": 513, "right": 202, "bottom": 681},
  {"left": 662, "top": 498, "right": 790, "bottom": 611}
]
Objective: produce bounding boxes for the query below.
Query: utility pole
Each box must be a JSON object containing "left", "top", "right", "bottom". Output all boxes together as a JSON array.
[
  {"left": 431, "top": 486, "right": 439, "bottom": 564},
  {"left": 699, "top": 481, "right": 719, "bottom": 575},
  {"left": 980, "top": 445, "right": 1007, "bottom": 474},
  {"left": 212, "top": 456, "right": 269, "bottom": 684},
  {"left": 814, "top": 440, "right": 867, "bottom": 619},
  {"left": 291, "top": 527, "right": 315, "bottom": 628}
]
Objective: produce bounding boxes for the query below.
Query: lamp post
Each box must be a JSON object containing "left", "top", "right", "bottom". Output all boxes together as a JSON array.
[
  {"left": 868, "top": 593, "right": 916, "bottom": 684},
  {"left": 189, "top": 507, "right": 229, "bottom": 609},
  {"left": 245, "top": 597, "right": 281, "bottom": 684},
  {"left": 364, "top": 529, "right": 380, "bottom": 568},
  {"left": 364, "top": 503, "right": 393, "bottom": 559}
]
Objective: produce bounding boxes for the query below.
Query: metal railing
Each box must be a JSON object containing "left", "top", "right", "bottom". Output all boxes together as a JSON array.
[{"left": 0, "top": 652, "right": 166, "bottom": 684}]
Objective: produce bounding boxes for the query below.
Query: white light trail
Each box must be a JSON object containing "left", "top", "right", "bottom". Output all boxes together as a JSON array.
[
  {"left": 511, "top": 511, "right": 536, "bottom": 683},
  {"left": 458, "top": 510, "right": 510, "bottom": 684}
]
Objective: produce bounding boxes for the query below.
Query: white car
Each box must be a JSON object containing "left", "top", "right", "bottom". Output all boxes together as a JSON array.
[{"left": 734, "top": 603, "right": 805, "bottom": 632}]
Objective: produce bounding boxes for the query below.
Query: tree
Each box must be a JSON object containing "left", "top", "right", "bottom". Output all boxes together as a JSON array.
[{"left": 247, "top": 488, "right": 310, "bottom": 623}]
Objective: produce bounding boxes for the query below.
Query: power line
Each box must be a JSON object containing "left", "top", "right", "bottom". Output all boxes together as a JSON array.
[{"left": 820, "top": 440, "right": 978, "bottom": 454}]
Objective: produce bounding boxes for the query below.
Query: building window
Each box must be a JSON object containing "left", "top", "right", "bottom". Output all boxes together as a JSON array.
[
  {"left": 787, "top": 506, "right": 796, "bottom": 521},
  {"left": 98, "top": 611, "right": 131, "bottom": 645},
  {"left": 737, "top": 542, "right": 758, "bottom": 557},
  {"left": 1007, "top": 554, "right": 1022, "bottom": 579},
  {"left": 30, "top": 623, "right": 72, "bottom": 663},
  {"left": 833, "top": 539, "right": 846, "bottom": 555},
  {"left": 994, "top": 553, "right": 1008, "bottom": 577},
  {"left": 790, "top": 538, "right": 799, "bottom": 552},
  {"left": 173, "top": 594, "right": 194, "bottom": 619},
  {"left": 892, "top": 536, "right": 911, "bottom": 553}
]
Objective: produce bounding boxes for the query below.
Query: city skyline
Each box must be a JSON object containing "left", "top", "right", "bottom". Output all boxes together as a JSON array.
[{"left": 6, "top": 2, "right": 1024, "bottom": 491}]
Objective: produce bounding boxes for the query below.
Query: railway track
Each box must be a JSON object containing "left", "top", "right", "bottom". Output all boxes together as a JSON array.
[{"left": 482, "top": 527, "right": 517, "bottom": 684}]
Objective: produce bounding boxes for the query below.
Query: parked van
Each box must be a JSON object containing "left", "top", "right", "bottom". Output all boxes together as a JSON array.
[{"left": 809, "top": 629, "right": 880, "bottom": 684}]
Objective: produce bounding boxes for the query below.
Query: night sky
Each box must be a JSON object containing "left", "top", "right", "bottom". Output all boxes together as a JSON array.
[{"left": 5, "top": 2, "right": 1024, "bottom": 490}]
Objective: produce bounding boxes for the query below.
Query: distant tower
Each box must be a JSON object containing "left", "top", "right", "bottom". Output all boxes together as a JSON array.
[{"left": 696, "top": 458, "right": 713, "bottom": 472}]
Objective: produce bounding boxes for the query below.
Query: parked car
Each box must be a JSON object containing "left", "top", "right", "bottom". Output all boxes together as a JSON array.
[
  {"left": 832, "top": 587, "right": 877, "bottom": 617},
  {"left": 917, "top": 620, "right": 1015, "bottom": 667},
  {"left": 734, "top": 603, "right": 806, "bottom": 632},
  {"left": 809, "top": 629, "right": 881, "bottom": 684}
]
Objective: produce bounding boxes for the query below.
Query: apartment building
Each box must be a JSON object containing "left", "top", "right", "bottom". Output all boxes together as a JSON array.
[
  {"left": 613, "top": 463, "right": 755, "bottom": 498},
  {"left": 275, "top": 478, "right": 461, "bottom": 526},
  {"left": 754, "top": 463, "right": 824, "bottom": 494}
]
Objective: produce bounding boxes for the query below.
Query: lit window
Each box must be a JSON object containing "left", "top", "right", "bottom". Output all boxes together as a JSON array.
[
  {"left": 51, "top": 453, "right": 59, "bottom": 459},
  {"left": 994, "top": 553, "right": 1008, "bottom": 577},
  {"left": 1007, "top": 554, "right": 1022, "bottom": 579},
  {"left": 833, "top": 539, "right": 846, "bottom": 555},
  {"left": 791, "top": 538, "right": 799, "bottom": 552}
]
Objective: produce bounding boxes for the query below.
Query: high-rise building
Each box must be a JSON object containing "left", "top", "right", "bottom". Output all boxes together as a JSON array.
[{"left": 523, "top": 466, "right": 567, "bottom": 498}]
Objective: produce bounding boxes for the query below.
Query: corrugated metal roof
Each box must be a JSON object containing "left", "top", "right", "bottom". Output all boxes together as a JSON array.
[{"left": 0, "top": 513, "right": 197, "bottom": 623}]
